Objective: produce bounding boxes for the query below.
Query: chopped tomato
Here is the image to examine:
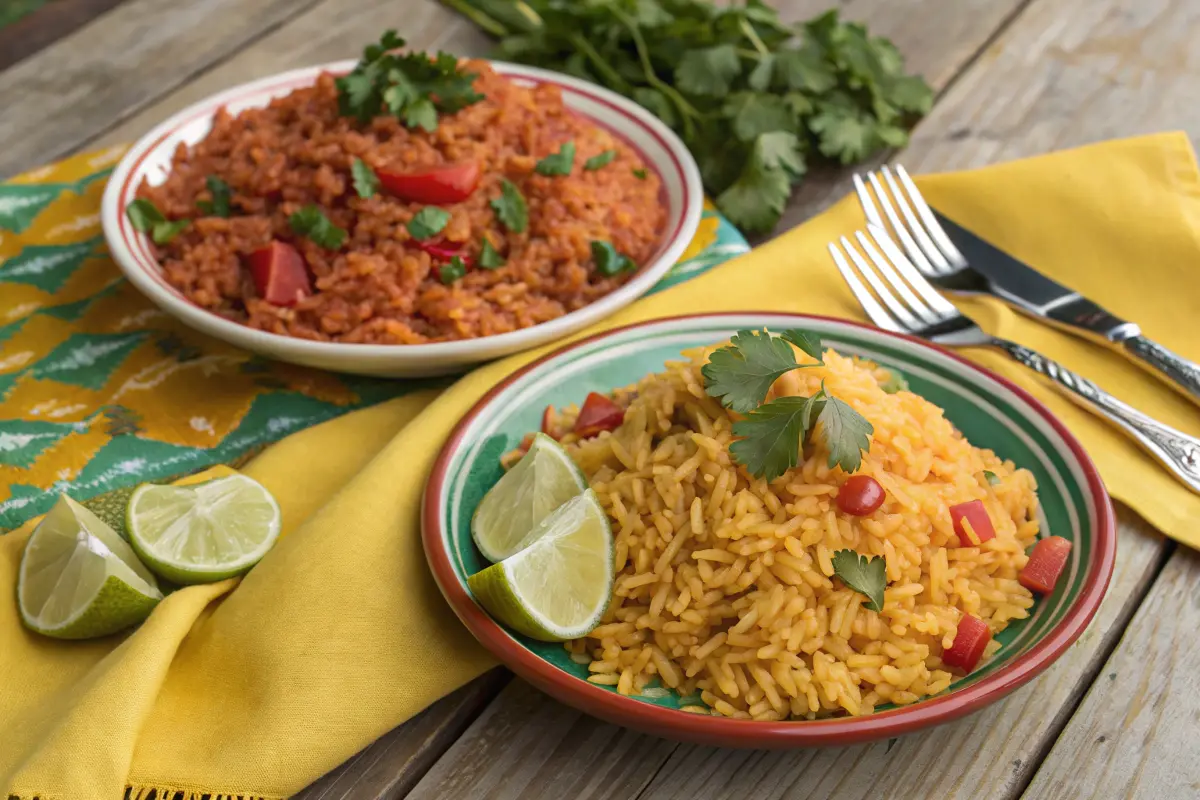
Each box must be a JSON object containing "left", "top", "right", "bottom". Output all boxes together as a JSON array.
[
  {"left": 411, "top": 238, "right": 470, "bottom": 264},
  {"left": 513, "top": 433, "right": 536, "bottom": 459},
  {"left": 573, "top": 392, "right": 625, "bottom": 439},
  {"left": 943, "top": 614, "right": 991, "bottom": 672},
  {"left": 377, "top": 161, "right": 480, "bottom": 204},
  {"left": 540, "top": 405, "right": 560, "bottom": 440},
  {"left": 1019, "top": 536, "right": 1073, "bottom": 594},
  {"left": 836, "top": 475, "right": 886, "bottom": 516},
  {"left": 949, "top": 500, "right": 996, "bottom": 547},
  {"left": 247, "top": 241, "right": 310, "bottom": 306}
]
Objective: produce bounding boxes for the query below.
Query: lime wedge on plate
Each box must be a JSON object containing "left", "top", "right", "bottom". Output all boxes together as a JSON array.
[
  {"left": 472, "top": 432, "right": 588, "bottom": 562},
  {"left": 19, "top": 495, "right": 163, "bottom": 639},
  {"left": 126, "top": 474, "right": 281, "bottom": 585},
  {"left": 468, "top": 489, "right": 614, "bottom": 641}
]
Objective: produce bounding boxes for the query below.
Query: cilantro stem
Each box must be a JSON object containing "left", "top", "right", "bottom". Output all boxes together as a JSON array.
[
  {"left": 607, "top": 5, "right": 701, "bottom": 139},
  {"left": 436, "top": 0, "right": 510, "bottom": 37},
  {"left": 568, "top": 33, "right": 630, "bottom": 92},
  {"left": 739, "top": 17, "right": 770, "bottom": 56}
]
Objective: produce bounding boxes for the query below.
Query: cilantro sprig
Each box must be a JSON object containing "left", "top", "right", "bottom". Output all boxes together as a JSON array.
[
  {"left": 351, "top": 157, "right": 380, "bottom": 198},
  {"left": 336, "top": 30, "right": 484, "bottom": 131},
  {"left": 440, "top": 2, "right": 932, "bottom": 233},
  {"left": 196, "top": 176, "right": 232, "bottom": 217},
  {"left": 703, "top": 328, "right": 873, "bottom": 480},
  {"left": 831, "top": 549, "right": 886, "bottom": 612},
  {"left": 126, "top": 199, "right": 189, "bottom": 245},
  {"left": 535, "top": 141, "right": 575, "bottom": 176},
  {"left": 490, "top": 179, "right": 528, "bottom": 233},
  {"left": 289, "top": 205, "right": 346, "bottom": 250}
]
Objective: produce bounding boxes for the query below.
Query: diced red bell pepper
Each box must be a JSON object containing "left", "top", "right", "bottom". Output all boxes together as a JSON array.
[
  {"left": 943, "top": 614, "right": 991, "bottom": 672},
  {"left": 377, "top": 161, "right": 480, "bottom": 204},
  {"left": 540, "top": 405, "right": 559, "bottom": 440},
  {"left": 247, "top": 241, "right": 310, "bottom": 306},
  {"left": 1019, "top": 536, "right": 1073, "bottom": 594},
  {"left": 949, "top": 500, "right": 996, "bottom": 547},
  {"left": 573, "top": 392, "right": 625, "bottom": 439},
  {"left": 411, "top": 237, "right": 473, "bottom": 267}
]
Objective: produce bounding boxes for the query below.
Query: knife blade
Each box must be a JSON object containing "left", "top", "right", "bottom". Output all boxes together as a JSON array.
[{"left": 932, "top": 211, "right": 1200, "bottom": 405}]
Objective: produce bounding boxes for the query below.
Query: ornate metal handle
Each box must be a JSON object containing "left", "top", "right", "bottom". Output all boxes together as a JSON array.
[
  {"left": 1122, "top": 335, "right": 1200, "bottom": 405},
  {"left": 995, "top": 339, "right": 1200, "bottom": 494}
]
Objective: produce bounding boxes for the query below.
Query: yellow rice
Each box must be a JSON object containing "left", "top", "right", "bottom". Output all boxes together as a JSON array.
[{"left": 549, "top": 343, "right": 1040, "bottom": 720}]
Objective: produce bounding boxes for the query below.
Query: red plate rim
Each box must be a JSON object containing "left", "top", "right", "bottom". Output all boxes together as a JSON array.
[{"left": 420, "top": 311, "right": 1117, "bottom": 747}]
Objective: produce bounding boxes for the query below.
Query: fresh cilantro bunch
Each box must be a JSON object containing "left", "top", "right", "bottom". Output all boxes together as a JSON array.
[
  {"left": 438, "top": 0, "right": 932, "bottom": 232},
  {"left": 337, "top": 30, "right": 485, "bottom": 131},
  {"left": 701, "top": 328, "right": 873, "bottom": 481}
]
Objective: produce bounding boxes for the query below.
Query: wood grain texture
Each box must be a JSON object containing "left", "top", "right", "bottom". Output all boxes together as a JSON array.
[
  {"left": 1022, "top": 545, "right": 1199, "bottom": 800},
  {"left": 0, "top": 0, "right": 128, "bottom": 72},
  {"left": 0, "top": 0, "right": 325, "bottom": 179},
  {"left": 294, "top": 670, "right": 509, "bottom": 800}
]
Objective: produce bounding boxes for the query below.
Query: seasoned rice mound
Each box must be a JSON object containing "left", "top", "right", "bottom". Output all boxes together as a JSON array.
[
  {"left": 137, "top": 62, "right": 665, "bottom": 343},
  {"left": 555, "top": 345, "right": 1040, "bottom": 719}
]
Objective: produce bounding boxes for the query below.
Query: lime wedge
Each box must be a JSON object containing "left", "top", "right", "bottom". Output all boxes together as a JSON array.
[
  {"left": 126, "top": 474, "right": 281, "bottom": 585},
  {"left": 468, "top": 489, "right": 614, "bottom": 641},
  {"left": 19, "top": 495, "right": 162, "bottom": 639},
  {"left": 472, "top": 432, "right": 588, "bottom": 562}
]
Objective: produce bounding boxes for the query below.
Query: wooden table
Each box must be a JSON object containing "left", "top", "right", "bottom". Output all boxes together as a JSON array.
[{"left": 3, "top": 1, "right": 1198, "bottom": 797}]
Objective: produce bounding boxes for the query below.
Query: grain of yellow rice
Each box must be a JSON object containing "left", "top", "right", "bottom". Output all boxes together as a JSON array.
[{"left": 549, "top": 343, "right": 1040, "bottom": 719}]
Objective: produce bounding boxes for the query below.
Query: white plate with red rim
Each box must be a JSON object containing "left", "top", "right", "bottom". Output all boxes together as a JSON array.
[{"left": 100, "top": 60, "right": 703, "bottom": 378}]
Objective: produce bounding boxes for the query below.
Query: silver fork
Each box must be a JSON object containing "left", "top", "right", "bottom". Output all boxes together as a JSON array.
[
  {"left": 853, "top": 164, "right": 1200, "bottom": 406},
  {"left": 828, "top": 226, "right": 1200, "bottom": 495}
]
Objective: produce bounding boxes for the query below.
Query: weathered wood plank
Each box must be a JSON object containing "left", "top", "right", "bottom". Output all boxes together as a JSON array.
[
  {"left": 294, "top": 669, "right": 509, "bottom": 800},
  {"left": 1021, "top": 545, "right": 1197, "bottom": 800},
  {"left": 0, "top": 0, "right": 325, "bottom": 179},
  {"left": 0, "top": 0, "right": 128, "bottom": 72}
]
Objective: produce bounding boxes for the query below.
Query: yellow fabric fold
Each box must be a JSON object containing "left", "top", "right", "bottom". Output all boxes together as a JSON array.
[{"left": 4, "top": 132, "right": 1199, "bottom": 798}]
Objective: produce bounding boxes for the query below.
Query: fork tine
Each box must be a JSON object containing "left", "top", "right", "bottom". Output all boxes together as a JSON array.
[
  {"left": 839, "top": 235, "right": 921, "bottom": 330},
  {"left": 853, "top": 175, "right": 886, "bottom": 228},
  {"left": 894, "top": 165, "right": 967, "bottom": 267},
  {"left": 854, "top": 230, "right": 940, "bottom": 326},
  {"left": 880, "top": 166, "right": 952, "bottom": 272},
  {"left": 863, "top": 171, "right": 941, "bottom": 277},
  {"left": 865, "top": 224, "right": 959, "bottom": 317},
  {"left": 827, "top": 241, "right": 903, "bottom": 333}
]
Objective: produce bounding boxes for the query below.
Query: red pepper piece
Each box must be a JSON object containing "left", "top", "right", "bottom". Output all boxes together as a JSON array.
[
  {"left": 411, "top": 238, "right": 472, "bottom": 266},
  {"left": 540, "top": 405, "right": 559, "bottom": 440},
  {"left": 377, "top": 161, "right": 480, "bottom": 204},
  {"left": 943, "top": 614, "right": 991, "bottom": 672},
  {"left": 1019, "top": 536, "right": 1073, "bottom": 594},
  {"left": 949, "top": 499, "right": 996, "bottom": 547},
  {"left": 573, "top": 392, "right": 625, "bottom": 439},
  {"left": 836, "top": 475, "right": 886, "bottom": 516},
  {"left": 247, "top": 241, "right": 310, "bottom": 306}
]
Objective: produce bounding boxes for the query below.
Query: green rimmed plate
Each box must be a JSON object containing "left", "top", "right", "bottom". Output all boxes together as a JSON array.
[{"left": 422, "top": 313, "right": 1115, "bottom": 747}]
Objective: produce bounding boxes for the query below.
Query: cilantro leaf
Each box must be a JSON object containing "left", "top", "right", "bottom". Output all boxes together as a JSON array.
[
  {"left": 196, "top": 176, "right": 232, "bottom": 217},
  {"left": 407, "top": 207, "right": 451, "bottom": 240},
  {"left": 536, "top": 141, "right": 576, "bottom": 176},
  {"left": 126, "top": 198, "right": 165, "bottom": 232},
  {"left": 780, "top": 329, "right": 823, "bottom": 362},
  {"left": 439, "top": 255, "right": 468, "bottom": 284},
  {"left": 289, "top": 205, "right": 346, "bottom": 250},
  {"left": 715, "top": 131, "right": 805, "bottom": 233},
  {"left": 479, "top": 238, "right": 505, "bottom": 269},
  {"left": 816, "top": 388, "right": 874, "bottom": 473},
  {"left": 584, "top": 150, "right": 616, "bottom": 171},
  {"left": 490, "top": 179, "right": 528, "bottom": 233},
  {"left": 403, "top": 97, "right": 438, "bottom": 132},
  {"left": 729, "top": 394, "right": 823, "bottom": 482},
  {"left": 774, "top": 46, "right": 837, "bottom": 94},
  {"left": 983, "top": 470, "right": 1001, "bottom": 486},
  {"left": 351, "top": 158, "right": 380, "bottom": 198},
  {"left": 723, "top": 93, "right": 796, "bottom": 142},
  {"left": 632, "top": 87, "right": 678, "bottom": 129},
  {"left": 701, "top": 329, "right": 799, "bottom": 413},
  {"left": 590, "top": 240, "right": 633, "bottom": 276},
  {"left": 830, "top": 549, "right": 886, "bottom": 612},
  {"left": 747, "top": 54, "right": 775, "bottom": 93},
  {"left": 887, "top": 74, "right": 934, "bottom": 114},
  {"left": 808, "top": 105, "right": 877, "bottom": 164},
  {"left": 879, "top": 369, "right": 909, "bottom": 394},
  {"left": 675, "top": 44, "right": 741, "bottom": 97},
  {"left": 151, "top": 219, "right": 189, "bottom": 245},
  {"left": 632, "top": 168, "right": 648, "bottom": 180}
]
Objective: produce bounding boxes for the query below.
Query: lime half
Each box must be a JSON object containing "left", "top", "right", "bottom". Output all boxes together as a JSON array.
[
  {"left": 468, "top": 489, "right": 614, "bottom": 641},
  {"left": 472, "top": 433, "right": 588, "bottom": 562},
  {"left": 126, "top": 474, "right": 281, "bottom": 585},
  {"left": 19, "top": 495, "right": 162, "bottom": 639}
]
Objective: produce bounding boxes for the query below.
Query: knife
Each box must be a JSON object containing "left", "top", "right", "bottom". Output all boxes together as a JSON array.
[{"left": 933, "top": 211, "right": 1200, "bottom": 406}]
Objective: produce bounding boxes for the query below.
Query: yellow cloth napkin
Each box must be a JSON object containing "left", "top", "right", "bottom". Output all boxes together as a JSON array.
[{"left": 4, "top": 132, "right": 1200, "bottom": 799}]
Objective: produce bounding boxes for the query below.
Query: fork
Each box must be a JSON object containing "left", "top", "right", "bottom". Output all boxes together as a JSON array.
[
  {"left": 828, "top": 225, "right": 1200, "bottom": 495},
  {"left": 852, "top": 164, "right": 1200, "bottom": 406}
]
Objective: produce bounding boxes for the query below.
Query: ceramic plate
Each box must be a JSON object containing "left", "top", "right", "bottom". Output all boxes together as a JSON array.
[
  {"left": 422, "top": 313, "right": 1115, "bottom": 747},
  {"left": 100, "top": 61, "right": 703, "bottom": 378}
]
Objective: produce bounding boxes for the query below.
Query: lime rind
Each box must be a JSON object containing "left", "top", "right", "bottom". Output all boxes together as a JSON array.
[
  {"left": 471, "top": 432, "right": 588, "bottom": 563},
  {"left": 126, "top": 474, "right": 282, "bottom": 585},
  {"left": 468, "top": 489, "right": 614, "bottom": 641}
]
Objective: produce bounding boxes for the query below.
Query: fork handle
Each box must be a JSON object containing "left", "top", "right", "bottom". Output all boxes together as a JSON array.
[
  {"left": 995, "top": 339, "right": 1200, "bottom": 494},
  {"left": 1121, "top": 335, "right": 1200, "bottom": 405}
]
